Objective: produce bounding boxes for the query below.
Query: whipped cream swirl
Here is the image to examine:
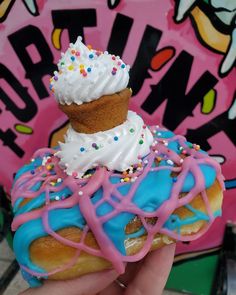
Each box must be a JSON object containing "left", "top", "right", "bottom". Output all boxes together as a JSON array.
[
  {"left": 56, "top": 111, "right": 154, "bottom": 177},
  {"left": 50, "top": 36, "right": 130, "bottom": 105}
]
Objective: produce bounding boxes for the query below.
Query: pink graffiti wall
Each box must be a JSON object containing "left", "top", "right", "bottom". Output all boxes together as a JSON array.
[{"left": 0, "top": 0, "right": 235, "bottom": 255}]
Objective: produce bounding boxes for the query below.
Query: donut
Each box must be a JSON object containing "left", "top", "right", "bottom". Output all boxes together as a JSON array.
[{"left": 11, "top": 37, "right": 224, "bottom": 287}]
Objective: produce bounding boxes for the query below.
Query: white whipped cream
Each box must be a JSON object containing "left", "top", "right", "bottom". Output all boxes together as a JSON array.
[
  {"left": 50, "top": 36, "right": 130, "bottom": 105},
  {"left": 56, "top": 111, "right": 154, "bottom": 177}
]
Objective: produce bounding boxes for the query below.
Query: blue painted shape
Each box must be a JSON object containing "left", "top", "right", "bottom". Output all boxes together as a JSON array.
[{"left": 225, "top": 178, "right": 236, "bottom": 189}]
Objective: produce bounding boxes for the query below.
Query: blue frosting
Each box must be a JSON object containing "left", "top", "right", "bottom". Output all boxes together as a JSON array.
[
  {"left": 21, "top": 269, "right": 43, "bottom": 288},
  {"left": 12, "top": 130, "right": 219, "bottom": 286},
  {"left": 164, "top": 205, "right": 222, "bottom": 234}
]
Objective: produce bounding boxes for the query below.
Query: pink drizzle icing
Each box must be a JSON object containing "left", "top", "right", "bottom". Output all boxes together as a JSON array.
[{"left": 11, "top": 126, "right": 224, "bottom": 277}]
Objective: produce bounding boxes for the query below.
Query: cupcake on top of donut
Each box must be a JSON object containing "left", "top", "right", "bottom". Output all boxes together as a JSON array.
[{"left": 11, "top": 36, "right": 224, "bottom": 287}]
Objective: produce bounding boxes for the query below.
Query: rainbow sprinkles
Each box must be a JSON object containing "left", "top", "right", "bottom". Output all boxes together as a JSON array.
[{"left": 49, "top": 36, "right": 130, "bottom": 105}]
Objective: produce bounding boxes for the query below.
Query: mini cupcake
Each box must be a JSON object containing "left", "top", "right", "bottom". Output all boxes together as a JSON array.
[{"left": 50, "top": 36, "right": 132, "bottom": 133}]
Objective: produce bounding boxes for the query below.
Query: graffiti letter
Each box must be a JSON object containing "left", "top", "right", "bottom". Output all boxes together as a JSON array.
[
  {"left": 51, "top": 9, "right": 97, "bottom": 44},
  {"left": 0, "top": 64, "right": 37, "bottom": 122},
  {"left": 129, "top": 25, "right": 162, "bottom": 95},
  {"left": 0, "top": 129, "right": 24, "bottom": 157},
  {"left": 186, "top": 109, "right": 236, "bottom": 151},
  {"left": 8, "top": 25, "right": 56, "bottom": 100},
  {"left": 107, "top": 13, "right": 133, "bottom": 57},
  {"left": 142, "top": 51, "right": 218, "bottom": 130}
]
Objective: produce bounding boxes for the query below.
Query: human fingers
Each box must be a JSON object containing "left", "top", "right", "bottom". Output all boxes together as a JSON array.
[
  {"left": 116, "top": 259, "right": 143, "bottom": 286},
  {"left": 99, "top": 282, "right": 122, "bottom": 295},
  {"left": 98, "top": 263, "right": 139, "bottom": 295},
  {"left": 125, "top": 243, "right": 176, "bottom": 295},
  {"left": 19, "top": 269, "right": 119, "bottom": 295}
]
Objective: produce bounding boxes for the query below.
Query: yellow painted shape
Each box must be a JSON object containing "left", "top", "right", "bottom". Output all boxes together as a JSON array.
[
  {"left": 202, "top": 89, "right": 216, "bottom": 114},
  {"left": 0, "top": 0, "right": 13, "bottom": 19},
  {"left": 52, "top": 28, "right": 62, "bottom": 50},
  {"left": 15, "top": 124, "right": 33, "bottom": 134},
  {"left": 191, "top": 6, "right": 230, "bottom": 53}
]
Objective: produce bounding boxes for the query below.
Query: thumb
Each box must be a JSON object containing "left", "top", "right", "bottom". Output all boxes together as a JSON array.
[
  {"left": 20, "top": 269, "right": 119, "bottom": 295},
  {"left": 125, "top": 243, "right": 176, "bottom": 295}
]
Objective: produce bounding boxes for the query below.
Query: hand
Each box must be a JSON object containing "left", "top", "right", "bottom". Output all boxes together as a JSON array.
[{"left": 20, "top": 243, "right": 175, "bottom": 295}]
